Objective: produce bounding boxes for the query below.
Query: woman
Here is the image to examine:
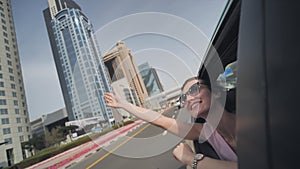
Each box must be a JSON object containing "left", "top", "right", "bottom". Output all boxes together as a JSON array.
[{"left": 104, "top": 77, "right": 237, "bottom": 169}]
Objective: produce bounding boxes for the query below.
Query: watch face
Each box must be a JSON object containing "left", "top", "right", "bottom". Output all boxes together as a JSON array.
[{"left": 195, "top": 153, "right": 204, "bottom": 160}]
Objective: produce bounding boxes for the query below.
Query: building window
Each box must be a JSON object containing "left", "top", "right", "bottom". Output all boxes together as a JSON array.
[
  {"left": 13, "top": 100, "right": 18, "bottom": 106},
  {"left": 26, "top": 126, "right": 29, "bottom": 132},
  {"left": 2, "top": 25, "right": 7, "bottom": 31},
  {"left": 0, "top": 90, "right": 5, "bottom": 96},
  {"left": 0, "top": 99, "right": 6, "bottom": 105},
  {"left": 0, "top": 108, "right": 8, "bottom": 114},
  {"left": 0, "top": 74, "right": 2, "bottom": 78},
  {"left": 20, "top": 136, "right": 24, "bottom": 142},
  {"left": 4, "top": 38, "right": 8, "bottom": 44},
  {"left": 9, "top": 76, "right": 14, "bottom": 81},
  {"left": 4, "top": 138, "right": 12, "bottom": 144},
  {"left": 0, "top": 82, "right": 4, "bottom": 87},
  {"left": 5, "top": 45, "right": 9, "bottom": 51},
  {"left": 11, "top": 84, "right": 15, "bottom": 89},
  {"left": 1, "top": 118, "right": 9, "bottom": 124},
  {"left": 15, "top": 109, "right": 19, "bottom": 114},
  {"left": 6, "top": 53, "right": 11, "bottom": 58},
  {"left": 12, "top": 92, "right": 16, "bottom": 97},
  {"left": 7, "top": 60, "right": 12, "bottom": 66},
  {"left": 19, "top": 136, "right": 24, "bottom": 142},
  {"left": 18, "top": 126, "right": 22, "bottom": 132},
  {"left": 3, "top": 128, "right": 11, "bottom": 135},
  {"left": 16, "top": 117, "right": 21, "bottom": 123},
  {"left": 8, "top": 67, "right": 13, "bottom": 73}
]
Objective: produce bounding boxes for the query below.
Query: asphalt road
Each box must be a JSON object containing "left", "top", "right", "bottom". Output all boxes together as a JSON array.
[{"left": 70, "top": 106, "right": 188, "bottom": 169}]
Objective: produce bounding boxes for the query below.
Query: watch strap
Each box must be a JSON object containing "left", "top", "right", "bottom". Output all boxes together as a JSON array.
[{"left": 192, "top": 153, "right": 204, "bottom": 169}]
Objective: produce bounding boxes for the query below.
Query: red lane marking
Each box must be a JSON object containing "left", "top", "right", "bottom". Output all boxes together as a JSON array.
[{"left": 40, "top": 121, "right": 143, "bottom": 169}]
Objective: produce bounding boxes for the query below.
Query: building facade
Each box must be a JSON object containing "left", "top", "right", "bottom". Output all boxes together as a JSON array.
[
  {"left": 0, "top": 0, "right": 31, "bottom": 167},
  {"left": 30, "top": 117, "right": 45, "bottom": 138},
  {"left": 103, "top": 41, "right": 148, "bottom": 105},
  {"left": 30, "top": 107, "right": 68, "bottom": 137},
  {"left": 110, "top": 78, "right": 140, "bottom": 122},
  {"left": 43, "top": 0, "right": 114, "bottom": 125},
  {"left": 138, "top": 62, "right": 164, "bottom": 97},
  {"left": 144, "top": 86, "right": 181, "bottom": 110}
]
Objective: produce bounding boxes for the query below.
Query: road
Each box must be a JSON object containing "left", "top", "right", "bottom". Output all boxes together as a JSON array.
[{"left": 70, "top": 106, "right": 188, "bottom": 169}]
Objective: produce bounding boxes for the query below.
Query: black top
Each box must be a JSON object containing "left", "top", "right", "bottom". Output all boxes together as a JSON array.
[{"left": 193, "top": 118, "right": 220, "bottom": 159}]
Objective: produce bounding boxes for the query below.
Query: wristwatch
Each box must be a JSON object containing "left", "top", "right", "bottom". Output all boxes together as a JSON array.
[{"left": 192, "top": 153, "right": 205, "bottom": 169}]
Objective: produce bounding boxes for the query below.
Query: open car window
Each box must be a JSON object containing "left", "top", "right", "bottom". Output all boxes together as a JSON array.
[{"left": 198, "top": 0, "right": 240, "bottom": 82}]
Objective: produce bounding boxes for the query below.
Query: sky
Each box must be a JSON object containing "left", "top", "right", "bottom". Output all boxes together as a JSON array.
[{"left": 10, "top": 0, "right": 227, "bottom": 120}]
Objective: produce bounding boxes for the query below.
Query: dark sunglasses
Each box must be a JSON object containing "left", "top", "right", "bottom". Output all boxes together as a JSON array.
[{"left": 180, "top": 82, "right": 201, "bottom": 104}]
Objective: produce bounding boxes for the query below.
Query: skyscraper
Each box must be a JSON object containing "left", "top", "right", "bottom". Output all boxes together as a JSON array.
[
  {"left": 138, "top": 62, "right": 164, "bottom": 97},
  {"left": 103, "top": 41, "right": 148, "bottom": 106},
  {"left": 0, "top": 0, "right": 31, "bottom": 167},
  {"left": 43, "top": 0, "right": 114, "bottom": 125}
]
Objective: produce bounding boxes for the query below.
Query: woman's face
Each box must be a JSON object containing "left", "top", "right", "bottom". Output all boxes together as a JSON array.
[{"left": 181, "top": 79, "right": 212, "bottom": 118}]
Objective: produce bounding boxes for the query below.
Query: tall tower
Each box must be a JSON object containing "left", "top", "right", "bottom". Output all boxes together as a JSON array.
[
  {"left": 43, "top": 0, "right": 114, "bottom": 125},
  {"left": 0, "top": 0, "right": 31, "bottom": 167},
  {"left": 138, "top": 62, "right": 164, "bottom": 97},
  {"left": 103, "top": 41, "right": 148, "bottom": 105}
]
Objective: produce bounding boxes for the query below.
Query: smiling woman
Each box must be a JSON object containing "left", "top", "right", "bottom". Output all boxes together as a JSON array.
[
  {"left": 103, "top": 0, "right": 239, "bottom": 167},
  {"left": 104, "top": 72, "right": 237, "bottom": 168}
]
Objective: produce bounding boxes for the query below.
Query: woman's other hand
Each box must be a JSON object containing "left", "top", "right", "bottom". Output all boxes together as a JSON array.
[{"left": 173, "top": 142, "right": 195, "bottom": 166}]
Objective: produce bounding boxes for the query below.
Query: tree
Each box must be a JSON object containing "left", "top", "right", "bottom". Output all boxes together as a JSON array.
[
  {"left": 59, "top": 125, "right": 79, "bottom": 142},
  {"left": 45, "top": 127, "right": 66, "bottom": 147},
  {"left": 59, "top": 125, "right": 79, "bottom": 135},
  {"left": 30, "top": 134, "right": 46, "bottom": 150},
  {"left": 21, "top": 134, "right": 46, "bottom": 155}
]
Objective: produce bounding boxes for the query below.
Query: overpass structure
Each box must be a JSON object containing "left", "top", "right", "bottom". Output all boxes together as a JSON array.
[{"left": 144, "top": 86, "right": 181, "bottom": 110}]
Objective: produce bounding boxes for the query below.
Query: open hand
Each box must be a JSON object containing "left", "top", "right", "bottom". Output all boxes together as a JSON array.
[{"left": 104, "top": 92, "right": 126, "bottom": 108}]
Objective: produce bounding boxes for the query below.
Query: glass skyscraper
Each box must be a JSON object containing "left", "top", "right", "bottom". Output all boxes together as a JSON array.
[
  {"left": 0, "top": 0, "right": 31, "bottom": 167},
  {"left": 138, "top": 62, "right": 164, "bottom": 97},
  {"left": 43, "top": 0, "right": 114, "bottom": 125}
]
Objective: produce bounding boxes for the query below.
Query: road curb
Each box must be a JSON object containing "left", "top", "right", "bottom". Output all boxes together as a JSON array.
[{"left": 28, "top": 120, "right": 144, "bottom": 169}]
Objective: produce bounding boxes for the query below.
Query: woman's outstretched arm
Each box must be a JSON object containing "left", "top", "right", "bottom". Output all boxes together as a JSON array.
[{"left": 105, "top": 92, "right": 203, "bottom": 140}]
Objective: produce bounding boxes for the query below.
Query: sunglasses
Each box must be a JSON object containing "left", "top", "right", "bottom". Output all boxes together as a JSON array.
[{"left": 180, "top": 82, "right": 202, "bottom": 104}]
